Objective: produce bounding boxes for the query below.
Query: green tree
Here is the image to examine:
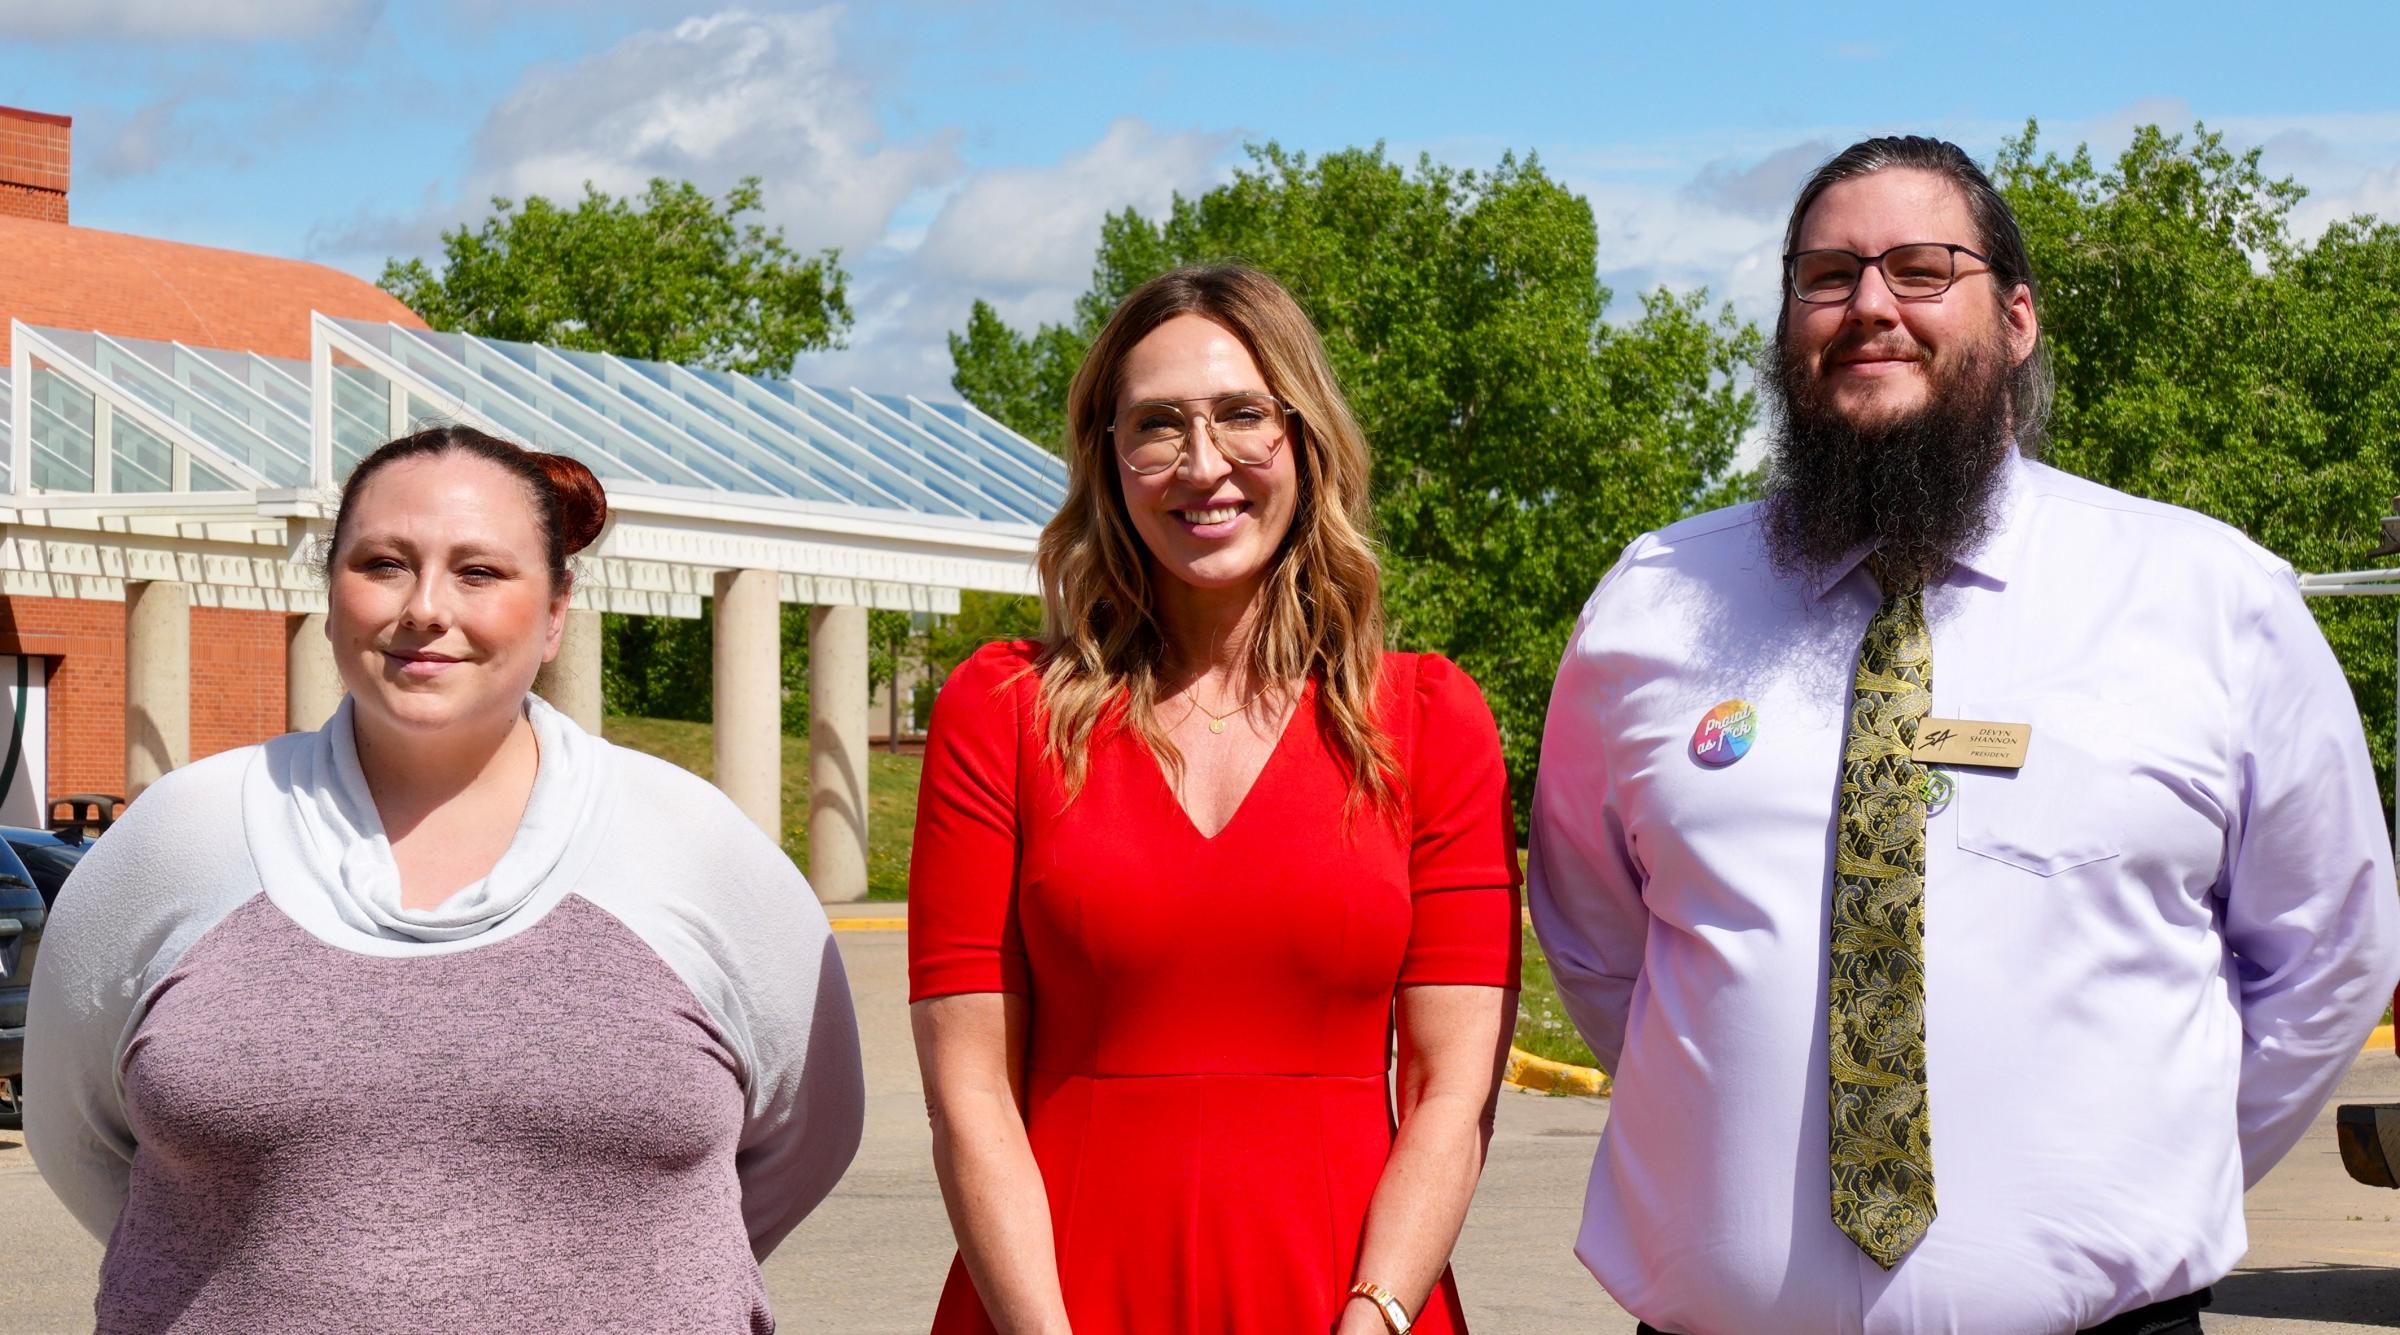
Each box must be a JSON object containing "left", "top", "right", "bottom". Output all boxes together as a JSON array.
[
  {"left": 389, "top": 175, "right": 859, "bottom": 736},
  {"left": 602, "top": 609, "right": 714, "bottom": 723},
  {"left": 1998, "top": 120, "right": 2400, "bottom": 812},
  {"left": 381, "top": 176, "right": 851, "bottom": 374},
  {"left": 946, "top": 304, "right": 1084, "bottom": 453},
  {"left": 949, "top": 144, "right": 1758, "bottom": 810},
  {"left": 921, "top": 591, "right": 1045, "bottom": 677}
]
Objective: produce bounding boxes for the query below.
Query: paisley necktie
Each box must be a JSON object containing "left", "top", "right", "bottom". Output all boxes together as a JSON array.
[{"left": 1827, "top": 566, "right": 1936, "bottom": 1268}]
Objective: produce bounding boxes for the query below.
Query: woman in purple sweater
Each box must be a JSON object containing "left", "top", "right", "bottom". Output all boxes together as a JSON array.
[{"left": 25, "top": 427, "right": 865, "bottom": 1334}]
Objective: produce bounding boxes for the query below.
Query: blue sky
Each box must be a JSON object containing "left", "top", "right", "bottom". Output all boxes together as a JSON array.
[{"left": 5, "top": 0, "right": 2400, "bottom": 397}]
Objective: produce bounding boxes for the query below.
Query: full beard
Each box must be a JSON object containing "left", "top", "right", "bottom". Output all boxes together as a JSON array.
[{"left": 1757, "top": 330, "right": 2017, "bottom": 594}]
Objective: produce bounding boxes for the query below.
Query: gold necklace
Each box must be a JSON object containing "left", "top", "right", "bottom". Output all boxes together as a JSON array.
[{"left": 1181, "top": 679, "right": 1269, "bottom": 735}]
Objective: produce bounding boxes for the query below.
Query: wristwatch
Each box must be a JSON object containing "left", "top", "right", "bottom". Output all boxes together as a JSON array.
[{"left": 1347, "top": 1280, "right": 1412, "bottom": 1334}]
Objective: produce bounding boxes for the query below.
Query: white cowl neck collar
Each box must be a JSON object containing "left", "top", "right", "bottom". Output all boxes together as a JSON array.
[{"left": 243, "top": 693, "right": 612, "bottom": 949}]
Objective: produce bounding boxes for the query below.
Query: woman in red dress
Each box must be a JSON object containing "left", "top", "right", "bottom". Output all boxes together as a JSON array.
[{"left": 909, "top": 265, "right": 1521, "bottom": 1335}]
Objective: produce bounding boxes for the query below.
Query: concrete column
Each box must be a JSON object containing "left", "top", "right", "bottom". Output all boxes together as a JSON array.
[
  {"left": 808, "top": 603, "right": 869, "bottom": 904},
  {"left": 124, "top": 580, "right": 190, "bottom": 798},
  {"left": 285, "top": 612, "right": 342, "bottom": 733},
  {"left": 713, "top": 569, "right": 782, "bottom": 839},
  {"left": 534, "top": 609, "right": 604, "bottom": 734}
]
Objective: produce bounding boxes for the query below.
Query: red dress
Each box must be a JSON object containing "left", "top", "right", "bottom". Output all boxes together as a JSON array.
[{"left": 909, "top": 643, "right": 1522, "bottom": 1334}]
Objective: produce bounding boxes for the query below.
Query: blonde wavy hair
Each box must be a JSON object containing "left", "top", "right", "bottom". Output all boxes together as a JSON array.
[{"left": 1032, "top": 264, "right": 1396, "bottom": 812}]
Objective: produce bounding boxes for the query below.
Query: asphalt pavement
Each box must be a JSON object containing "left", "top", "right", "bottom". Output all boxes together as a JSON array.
[{"left": 1, "top": 925, "right": 2395, "bottom": 1333}]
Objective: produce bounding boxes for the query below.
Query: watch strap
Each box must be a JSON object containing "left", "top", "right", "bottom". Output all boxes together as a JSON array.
[{"left": 1347, "top": 1280, "right": 1413, "bottom": 1334}]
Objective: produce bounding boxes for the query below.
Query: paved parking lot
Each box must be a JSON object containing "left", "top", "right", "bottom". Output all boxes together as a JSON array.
[{"left": 3, "top": 926, "right": 2396, "bottom": 1333}]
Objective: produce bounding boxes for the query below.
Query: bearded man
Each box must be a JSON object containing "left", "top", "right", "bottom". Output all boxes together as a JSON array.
[{"left": 1527, "top": 136, "right": 2400, "bottom": 1335}]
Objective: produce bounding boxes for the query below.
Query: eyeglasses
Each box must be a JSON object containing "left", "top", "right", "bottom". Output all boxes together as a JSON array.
[
  {"left": 1783, "top": 243, "right": 1993, "bottom": 304},
  {"left": 1108, "top": 391, "right": 1296, "bottom": 475}
]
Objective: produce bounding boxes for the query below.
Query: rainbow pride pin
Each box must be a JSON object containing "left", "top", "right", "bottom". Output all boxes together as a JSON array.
[{"left": 1691, "top": 699, "right": 1757, "bottom": 767}]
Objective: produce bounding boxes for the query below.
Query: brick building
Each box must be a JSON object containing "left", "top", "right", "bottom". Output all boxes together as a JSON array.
[{"left": 0, "top": 104, "right": 427, "bottom": 817}]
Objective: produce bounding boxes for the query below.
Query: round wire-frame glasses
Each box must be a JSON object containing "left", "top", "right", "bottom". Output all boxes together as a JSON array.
[
  {"left": 1783, "top": 242, "right": 1994, "bottom": 304},
  {"left": 1108, "top": 392, "right": 1297, "bottom": 475}
]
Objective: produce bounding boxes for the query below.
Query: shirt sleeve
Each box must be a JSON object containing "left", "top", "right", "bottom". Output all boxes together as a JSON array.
[
  {"left": 908, "top": 642, "right": 1033, "bottom": 1001},
  {"left": 731, "top": 925, "right": 865, "bottom": 1260},
  {"left": 2221, "top": 567, "right": 2400, "bottom": 1186},
  {"left": 24, "top": 750, "right": 259, "bottom": 1241},
  {"left": 582, "top": 750, "right": 867, "bottom": 1262},
  {"left": 1397, "top": 653, "right": 1523, "bottom": 989},
  {"left": 1525, "top": 551, "right": 1651, "bottom": 1076}
]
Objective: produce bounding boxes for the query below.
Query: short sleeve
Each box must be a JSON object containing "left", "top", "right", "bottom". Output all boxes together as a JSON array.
[
  {"left": 907, "top": 641, "right": 1035, "bottom": 1001},
  {"left": 1398, "top": 653, "right": 1524, "bottom": 988}
]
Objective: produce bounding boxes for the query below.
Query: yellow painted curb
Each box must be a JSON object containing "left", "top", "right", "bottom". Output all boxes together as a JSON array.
[
  {"left": 1505, "top": 1046, "right": 1610, "bottom": 1097},
  {"left": 1501, "top": 1027, "right": 2390, "bottom": 1096},
  {"left": 831, "top": 917, "right": 908, "bottom": 932}
]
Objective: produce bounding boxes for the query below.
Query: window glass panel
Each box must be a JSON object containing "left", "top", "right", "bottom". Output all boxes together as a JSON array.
[
  {"left": 80, "top": 339, "right": 298, "bottom": 486},
  {"left": 130, "top": 341, "right": 309, "bottom": 459},
  {"left": 849, "top": 391, "right": 1050, "bottom": 522},
  {"left": 406, "top": 393, "right": 452, "bottom": 430},
  {"left": 698, "top": 370, "right": 948, "bottom": 514},
  {"left": 329, "top": 363, "right": 390, "bottom": 477},
  {"left": 245, "top": 356, "right": 313, "bottom": 420},
  {"left": 29, "top": 363, "right": 95, "bottom": 493},
  {"left": 188, "top": 458, "right": 236, "bottom": 492},
  {"left": 577, "top": 354, "right": 835, "bottom": 503},
  {"left": 793, "top": 383, "right": 1013, "bottom": 522},
  {"left": 453, "top": 336, "right": 746, "bottom": 491},
  {"left": 109, "top": 412, "right": 174, "bottom": 493},
  {"left": 374, "top": 331, "right": 637, "bottom": 484}
]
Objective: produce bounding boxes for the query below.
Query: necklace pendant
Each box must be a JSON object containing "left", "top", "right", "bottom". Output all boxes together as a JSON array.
[{"left": 1209, "top": 717, "right": 1227, "bottom": 735}]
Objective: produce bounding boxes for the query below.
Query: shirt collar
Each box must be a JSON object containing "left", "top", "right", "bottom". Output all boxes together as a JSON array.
[{"left": 1805, "top": 446, "right": 2037, "bottom": 600}]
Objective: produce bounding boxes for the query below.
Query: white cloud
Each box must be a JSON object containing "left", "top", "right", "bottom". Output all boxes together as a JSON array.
[
  {"left": 469, "top": 8, "right": 959, "bottom": 256},
  {"left": 916, "top": 118, "right": 1231, "bottom": 290},
  {"left": 0, "top": 0, "right": 379, "bottom": 40},
  {"left": 2291, "top": 161, "right": 2400, "bottom": 242},
  {"left": 792, "top": 119, "right": 1234, "bottom": 399},
  {"left": 1684, "top": 139, "right": 1836, "bottom": 220}
]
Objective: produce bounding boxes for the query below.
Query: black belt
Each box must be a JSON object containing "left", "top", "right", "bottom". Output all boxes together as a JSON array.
[
  {"left": 2081, "top": 1287, "right": 2211, "bottom": 1335},
  {"left": 1634, "top": 1286, "right": 2211, "bottom": 1335}
]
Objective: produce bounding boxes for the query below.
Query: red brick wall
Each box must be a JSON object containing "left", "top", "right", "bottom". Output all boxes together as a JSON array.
[
  {"left": 0, "top": 181, "right": 65, "bottom": 223},
  {"left": 193, "top": 606, "right": 287, "bottom": 761},
  {"left": 0, "top": 106, "right": 68, "bottom": 224},
  {"left": 0, "top": 594, "right": 287, "bottom": 804}
]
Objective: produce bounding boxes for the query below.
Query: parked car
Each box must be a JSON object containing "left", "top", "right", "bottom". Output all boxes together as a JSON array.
[
  {"left": 0, "top": 836, "right": 51, "bottom": 1131},
  {"left": 3, "top": 823, "right": 92, "bottom": 911},
  {"left": 0, "top": 818, "right": 98, "bottom": 1130}
]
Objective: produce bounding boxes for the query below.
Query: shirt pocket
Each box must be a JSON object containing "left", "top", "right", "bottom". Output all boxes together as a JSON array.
[{"left": 1953, "top": 699, "right": 2126, "bottom": 876}]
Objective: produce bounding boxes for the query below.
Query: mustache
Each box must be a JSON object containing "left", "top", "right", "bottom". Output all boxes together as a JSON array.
[{"left": 1820, "top": 331, "right": 1930, "bottom": 371}]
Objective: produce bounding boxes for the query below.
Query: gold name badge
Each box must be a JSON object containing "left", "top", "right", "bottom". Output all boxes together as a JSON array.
[{"left": 1910, "top": 719, "right": 2031, "bottom": 769}]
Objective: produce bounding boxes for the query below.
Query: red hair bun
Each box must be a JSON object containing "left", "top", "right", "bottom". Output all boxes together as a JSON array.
[{"left": 532, "top": 452, "right": 608, "bottom": 555}]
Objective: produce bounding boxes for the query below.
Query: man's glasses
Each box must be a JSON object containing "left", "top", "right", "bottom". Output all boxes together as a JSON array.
[
  {"left": 1783, "top": 243, "right": 1993, "bottom": 304},
  {"left": 1108, "top": 392, "right": 1296, "bottom": 475}
]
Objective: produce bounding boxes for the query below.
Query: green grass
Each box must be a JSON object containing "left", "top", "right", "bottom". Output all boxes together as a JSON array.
[
  {"left": 602, "top": 715, "right": 923, "bottom": 900},
  {"left": 1514, "top": 920, "right": 1601, "bottom": 1069}
]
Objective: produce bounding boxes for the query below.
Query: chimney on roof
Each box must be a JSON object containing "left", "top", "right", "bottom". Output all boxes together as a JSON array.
[{"left": 0, "top": 105, "right": 69, "bottom": 224}]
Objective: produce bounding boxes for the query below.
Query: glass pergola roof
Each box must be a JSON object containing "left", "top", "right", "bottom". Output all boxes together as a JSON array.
[{"left": 7, "top": 318, "right": 1065, "bottom": 532}]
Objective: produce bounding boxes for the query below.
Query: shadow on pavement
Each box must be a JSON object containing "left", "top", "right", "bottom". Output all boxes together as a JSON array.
[{"left": 2210, "top": 1264, "right": 2400, "bottom": 1327}]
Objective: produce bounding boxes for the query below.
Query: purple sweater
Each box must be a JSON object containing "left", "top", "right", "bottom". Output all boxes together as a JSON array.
[{"left": 25, "top": 697, "right": 865, "bottom": 1333}]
